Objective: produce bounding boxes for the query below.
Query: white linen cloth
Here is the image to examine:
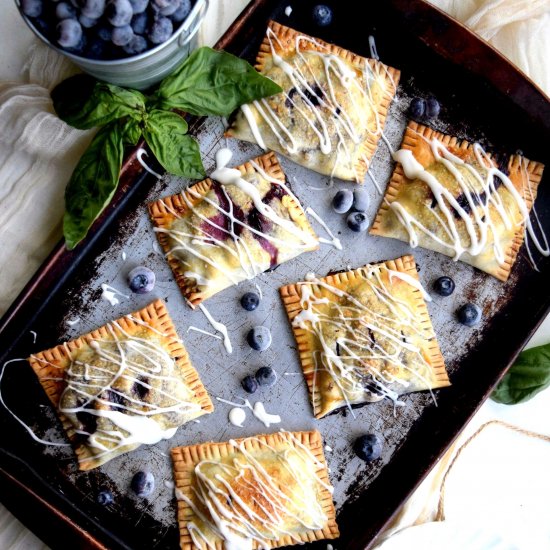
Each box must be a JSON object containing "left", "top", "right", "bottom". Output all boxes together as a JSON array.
[{"left": 0, "top": 0, "right": 548, "bottom": 548}]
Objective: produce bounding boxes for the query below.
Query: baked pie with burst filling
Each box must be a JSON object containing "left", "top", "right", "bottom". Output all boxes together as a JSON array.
[
  {"left": 172, "top": 430, "right": 338, "bottom": 549},
  {"left": 149, "top": 152, "right": 319, "bottom": 307},
  {"left": 280, "top": 255, "right": 450, "bottom": 419},
  {"left": 370, "top": 122, "right": 547, "bottom": 281},
  {"left": 226, "top": 21, "right": 400, "bottom": 183},
  {"left": 28, "top": 300, "right": 213, "bottom": 470}
]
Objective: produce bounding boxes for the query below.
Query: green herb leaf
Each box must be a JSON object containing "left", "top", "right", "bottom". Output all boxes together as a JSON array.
[
  {"left": 155, "top": 47, "right": 282, "bottom": 116},
  {"left": 63, "top": 122, "right": 124, "bottom": 249},
  {"left": 120, "top": 118, "right": 142, "bottom": 146},
  {"left": 52, "top": 74, "right": 146, "bottom": 130},
  {"left": 143, "top": 110, "right": 205, "bottom": 179},
  {"left": 491, "top": 343, "right": 550, "bottom": 404}
]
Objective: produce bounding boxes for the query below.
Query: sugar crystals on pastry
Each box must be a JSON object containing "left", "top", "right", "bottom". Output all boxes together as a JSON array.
[{"left": 226, "top": 21, "right": 400, "bottom": 183}]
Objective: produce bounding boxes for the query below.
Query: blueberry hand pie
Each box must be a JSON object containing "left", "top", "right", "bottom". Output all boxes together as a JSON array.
[
  {"left": 370, "top": 122, "right": 546, "bottom": 281},
  {"left": 280, "top": 256, "right": 449, "bottom": 419},
  {"left": 226, "top": 21, "right": 400, "bottom": 183},
  {"left": 172, "top": 430, "right": 338, "bottom": 549},
  {"left": 149, "top": 152, "right": 318, "bottom": 307},
  {"left": 28, "top": 300, "right": 213, "bottom": 470}
]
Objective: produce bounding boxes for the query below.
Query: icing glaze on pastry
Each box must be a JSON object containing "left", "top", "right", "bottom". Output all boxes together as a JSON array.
[{"left": 198, "top": 303, "right": 233, "bottom": 353}]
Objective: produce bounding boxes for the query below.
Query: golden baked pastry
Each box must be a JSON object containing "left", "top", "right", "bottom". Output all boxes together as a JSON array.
[
  {"left": 149, "top": 152, "right": 318, "bottom": 307},
  {"left": 172, "top": 430, "right": 338, "bottom": 549},
  {"left": 370, "top": 122, "right": 546, "bottom": 281},
  {"left": 226, "top": 21, "right": 400, "bottom": 183},
  {"left": 280, "top": 255, "right": 449, "bottom": 419},
  {"left": 28, "top": 300, "right": 213, "bottom": 470}
]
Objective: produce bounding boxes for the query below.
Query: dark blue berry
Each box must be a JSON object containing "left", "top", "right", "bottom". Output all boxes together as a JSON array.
[
  {"left": 255, "top": 366, "right": 277, "bottom": 387},
  {"left": 106, "top": 0, "right": 133, "bottom": 27},
  {"left": 81, "top": 0, "right": 105, "bottom": 18},
  {"left": 170, "top": 0, "right": 190, "bottom": 22},
  {"left": 128, "top": 0, "right": 147, "bottom": 13},
  {"left": 127, "top": 266, "right": 155, "bottom": 293},
  {"left": 97, "top": 490, "right": 114, "bottom": 505},
  {"left": 241, "top": 375, "right": 258, "bottom": 394},
  {"left": 332, "top": 189, "right": 353, "bottom": 214},
  {"left": 425, "top": 97, "right": 441, "bottom": 119},
  {"left": 79, "top": 14, "right": 98, "bottom": 28},
  {"left": 157, "top": 0, "right": 181, "bottom": 16},
  {"left": 240, "top": 292, "right": 260, "bottom": 311},
  {"left": 312, "top": 4, "right": 332, "bottom": 26},
  {"left": 131, "top": 11, "right": 148, "bottom": 34},
  {"left": 130, "top": 471, "right": 154, "bottom": 497},
  {"left": 96, "top": 24, "right": 111, "bottom": 40},
  {"left": 352, "top": 188, "right": 369, "bottom": 212},
  {"left": 457, "top": 303, "right": 481, "bottom": 327},
  {"left": 57, "top": 19, "right": 82, "bottom": 48},
  {"left": 346, "top": 211, "right": 368, "bottom": 232},
  {"left": 122, "top": 34, "right": 147, "bottom": 54},
  {"left": 148, "top": 16, "right": 172, "bottom": 44},
  {"left": 112, "top": 24, "right": 133, "bottom": 45},
  {"left": 246, "top": 326, "right": 272, "bottom": 352},
  {"left": 55, "top": 1, "right": 76, "bottom": 19},
  {"left": 21, "top": 0, "right": 43, "bottom": 17},
  {"left": 86, "top": 36, "right": 108, "bottom": 58},
  {"left": 354, "top": 434, "right": 382, "bottom": 462},
  {"left": 433, "top": 276, "right": 455, "bottom": 297},
  {"left": 409, "top": 97, "right": 425, "bottom": 118}
]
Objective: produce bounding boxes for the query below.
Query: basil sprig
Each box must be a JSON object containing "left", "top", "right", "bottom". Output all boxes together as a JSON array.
[
  {"left": 52, "top": 47, "right": 283, "bottom": 249},
  {"left": 491, "top": 342, "right": 550, "bottom": 404}
]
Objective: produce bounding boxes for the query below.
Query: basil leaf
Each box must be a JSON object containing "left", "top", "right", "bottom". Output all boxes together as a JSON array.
[
  {"left": 491, "top": 343, "right": 550, "bottom": 404},
  {"left": 143, "top": 110, "right": 205, "bottom": 179},
  {"left": 120, "top": 118, "right": 142, "bottom": 146},
  {"left": 155, "top": 47, "right": 282, "bottom": 116},
  {"left": 63, "top": 122, "right": 124, "bottom": 249},
  {"left": 52, "top": 74, "right": 146, "bottom": 130}
]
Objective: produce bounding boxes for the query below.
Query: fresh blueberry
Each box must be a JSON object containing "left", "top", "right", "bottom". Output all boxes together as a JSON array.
[
  {"left": 56, "top": 19, "right": 82, "bottom": 48},
  {"left": 353, "top": 434, "right": 382, "bottom": 462},
  {"left": 409, "top": 97, "right": 425, "bottom": 118},
  {"left": 456, "top": 303, "right": 481, "bottom": 327},
  {"left": 312, "top": 4, "right": 332, "bottom": 26},
  {"left": 147, "top": 16, "right": 172, "bottom": 44},
  {"left": 127, "top": 266, "right": 155, "bottom": 293},
  {"left": 81, "top": 0, "right": 105, "bottom": 18},
  {"left": 425, "top": 97, "right": 441, "bottom": 119},
  {"left": 170, "top": 0, "right": 190, "bottom": 22},
  {"left": 346, "top": 211, "right": 368, "bottom": 232},
  {"left": 97, "top": 490, "right": 114, "bottom": 505},
  {"left": 352, "top": 188, "right": 369, "bottom": 212},
  {"left": 130, "top": 471, "right": 154, "bottom": 497},
  {"left": 33, "top": 17, "right": 53, "bottom": 37},
  {"left": 79, "top": 14, "right": 98, "bottom": 28},
  {"left": 112, "top": 24, "right": 133, "bottom": 45},
  {"left": 156, "top": 0, "right": 181, "bottom": 16},
  {"left": 433, "top": 276, "right": 455, "bottom": 297},
  {"left": 106, "top": 0, "right": 133, "bottom": 27},
  {"left": 246, "top": 326, "right": 272, "bottom": 352},
  {"left": 130, "top": 11, "right": 148, "bottom": 34},
  {"left": 240, "top": 292, "right": 260, "bottom": 311},
  {"left": 128, "top": 0, "right": 147, "bottom": 13},
  {"left": 241, "top": 374, "right": 258, "bottom": 394},
  {"left": 21, "top": 0, "right": 43, "bottom": 18},
  {"left": 331, "top": 189, "right": 353, "bottom": 214},
  {"left": 66, "top": 35, "right": 87, "bottom": 54},
  {"left": 122, "top": 34, "right": 147, "bottom": 54},
  {"left": 86, "top": 36, "right": 108, "bottom": 58},
  {"left": 96, "top": 23, "right": 111, "bottom": 40},
  {"left": 255, "top": 366, "right": 277, "bottom": 387},
  {"left": 55, "top": 1, "right": 76, "bottom": 18}
]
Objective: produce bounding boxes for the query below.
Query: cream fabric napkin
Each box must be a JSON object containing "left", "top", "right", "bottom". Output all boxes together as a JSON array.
[{"left": 0, "top": 0, "right": 548, "bottom": 549}]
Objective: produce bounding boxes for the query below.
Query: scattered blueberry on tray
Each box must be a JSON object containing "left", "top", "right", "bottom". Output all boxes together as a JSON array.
[
  {"left": 130, "top": 471, "right": 155, "bottom": 497},
  {"left": 352, "top": 188, "right": 369, "bottom": 212},
  {"left": 97, "top": 489, "right": 114, "bottom": 505},
  {"left": 408, "top": 97, "right": 425, "bottom": 119},
  {"left": 255, "top": 366, "right": 277, "bottom": 387},
  {"left": 246, "top": 326, "right": 272, "bottom": 351},
  {"left": 241, "top": 374, "right": 258, "bottom": 394},
  {"left": 408, "top": 96, "right": 440, "bottom": 120},
  {"left": 312, "top": 4, "right": 332, "bottom": 27},
  {"left": 127, "top": 266, "right": 155, "bottom": 294},
  {"left": 240, "top": 292, "right": 260, "bottom": 311},
  {"left": 332, "top": 189, "right": 353, "bottom": 214},
  {"left": 20, "top": 0, "right": 194, "bottom": 59},
  {"left": 346, "top": 211, "right": 369, "bottom": 232},
  {"left": 457, "top": 303, "right": 482, "bottom": 327},
  {"left": 433, "top": 276, "right": 455, "bottom": 297},
  {"left": 425, "top": 97, "right": 441, "bottom": 119},
  {"left": 353, "top": 434, "right": 382, "bottom": 462}
]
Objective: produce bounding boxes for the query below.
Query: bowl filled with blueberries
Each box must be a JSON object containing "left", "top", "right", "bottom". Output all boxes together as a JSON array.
[{"left": 16, "top": 0, "right": 208, "bottom": 89}]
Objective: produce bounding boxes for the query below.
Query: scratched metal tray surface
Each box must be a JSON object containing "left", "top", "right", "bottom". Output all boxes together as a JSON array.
[{"left": 1, "top": 1, "right": 550, "bottom": 549}]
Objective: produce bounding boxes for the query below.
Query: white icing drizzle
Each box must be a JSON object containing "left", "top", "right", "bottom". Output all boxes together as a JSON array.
[
  {"left": 306, "top": 206, "right": 342, "bottom": 250},
  {"left": 198, "top": 304, "right": 232, "bottom": 353},
  {"left": 389, "top": 135, "right": 549, "bottom": 265},
  {"left": 368, "top": 35, "right": 379, "bottom": 61},
  {"left": 121, "top": 251, "right": 127, "bottom": 261},
  {"left": 187, "top": 326, "right": 222, "bottom": 341},
  {"left": 229, "top": 407, "right": 246, "bottom": 427},
  {"left": 387, "top": 269, "right": 432, "bottom": 302},
  {"left": 137, "top": 148, "right": 162, "bottom": 179},
  {"left": 67, "top": 317, "right": 80, "bottom": 327},
  {"left": 295, "top": 265, "right": 437, "bottom": 413},
  {"left": 254, "top": 283, "right": 263, "bottom": 300},
  {"left": 100, "top": 284, "right": 129, "bottom": 306},
  {"left": 216, "top": 397, "right": 281, "bottom": 427},
  {"left": 324, "top": 445, "right": 332, "bottom": 452},
  {"left": 165, "top": 480, "right": 175, "bottom": 490},
  {"left": 284, "top": 5, "right": 292, "bottom": 17},
  {"left": 30, "top": 330, "right": 37, "bottom": 343},
  {"left": 180, "top": 432, "right": 331, "bottom": 549}
]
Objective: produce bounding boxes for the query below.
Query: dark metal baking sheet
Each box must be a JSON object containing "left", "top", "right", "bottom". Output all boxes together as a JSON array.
[{"left": 1, "top": 1, "right": 549, "bottom": 549}]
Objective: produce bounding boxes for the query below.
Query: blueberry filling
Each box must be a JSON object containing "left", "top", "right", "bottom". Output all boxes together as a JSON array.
[{"left": 132, "top": 378, "right": 150, "bottom": 400}]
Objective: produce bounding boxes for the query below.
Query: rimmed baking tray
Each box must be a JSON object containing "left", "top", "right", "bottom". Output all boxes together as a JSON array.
[{"left": 1, "top": 1, "right": 549, "bottom": 549}]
